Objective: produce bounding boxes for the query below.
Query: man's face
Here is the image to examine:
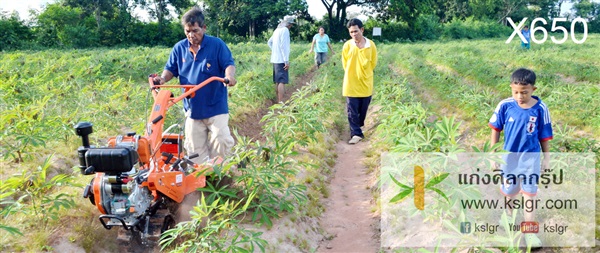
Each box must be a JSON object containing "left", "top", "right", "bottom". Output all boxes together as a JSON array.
[
  {"left": 348, "top": 25, "right": 363, "bottom": 42},
  {"left": 184, "top": 23, "right": 206, "bottom": 46}
]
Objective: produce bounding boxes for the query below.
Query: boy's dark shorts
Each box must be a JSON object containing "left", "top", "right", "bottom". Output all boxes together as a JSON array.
[{"left": 273, "top": 63, "right": 289, "bottom": 84}]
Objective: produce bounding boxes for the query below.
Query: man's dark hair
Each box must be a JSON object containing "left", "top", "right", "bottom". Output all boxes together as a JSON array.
[
  {"left": 511, "top": 68, "right": 536, "bottom": 86},
  {"left": 346, "top": 18, "right": 363, "bottom": 29},
  {"left": 182, "top": 6, "right": 205, "bottom": 27}
]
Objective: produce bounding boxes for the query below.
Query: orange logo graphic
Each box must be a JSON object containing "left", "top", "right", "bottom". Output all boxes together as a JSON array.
[{"left": 389, "top": 165, "right": 449, "bottom": 210}]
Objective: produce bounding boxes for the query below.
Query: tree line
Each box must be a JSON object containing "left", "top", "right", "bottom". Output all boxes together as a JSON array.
[{"left": 1, "top": 0, "right": 598, "bottom": 51}]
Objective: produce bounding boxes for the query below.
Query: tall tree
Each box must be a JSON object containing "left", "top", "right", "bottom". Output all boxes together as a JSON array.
[
  {"left": 437, "top": 0, "right": 471, "bottom": 22},
  {"left": 62, "top": 0, "right": 116, "bottom": 29},
  {"left": 140, "top": 0, "right": 193, "bottom": 26},
  {"left": 35, "top": 3, "right": 89, "bottom": 47},
  {"left": 132, "top": 0, "right": 192, "bottom": 43},
  {"left": 202, "top": 0, "right": 307, "bottom": 38},
  {"left": 572, "top": 0, "right": 600, "bottom": 19},
  {"left": 62, "top": 0, "right": 142, "bottom": 46},
  {"left": 468, "top": 0, "right": 530, "bottom": 24},
  {"left": 369, "top": 0, "right": 437, "bottom": 34},
  {"left": 496, "top": 0, "right": 527, "bottom": 24},
  {"left": 528, "top": 0, "right": 567, "bottom": 19},
  {"left": 0, "top": 12, "right": 33, "bottom": 50},
  {"left": 319, "top": 0, "right": 379, "bottom": 40}
]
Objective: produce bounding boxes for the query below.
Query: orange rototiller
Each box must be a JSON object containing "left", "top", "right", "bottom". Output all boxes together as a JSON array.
[{"left": 74, "top": 75, "right": 229, "bottom": 250}]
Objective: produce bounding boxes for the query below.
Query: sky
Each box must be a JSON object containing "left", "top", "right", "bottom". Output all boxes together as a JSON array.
[
  {"left": 2, "top": 0, "right": 363, "bottom": 21},
  {"left": 0, "top": 0, "right": 52, "bottom": 20},
  {"left": 0, "top": 0, "right": 580, "bottom": 21}
]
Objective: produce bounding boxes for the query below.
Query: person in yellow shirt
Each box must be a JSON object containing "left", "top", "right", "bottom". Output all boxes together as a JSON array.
[{"left": 342, "top": 18, "right": 377, "bottom": 144}]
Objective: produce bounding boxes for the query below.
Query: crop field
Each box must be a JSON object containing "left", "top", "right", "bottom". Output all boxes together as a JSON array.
[
  {"left": 369, "top": 35, "right": 600, "bottom": 252},
  {"left": 1, "top": 35, "right": 598, "bottom": 252}
]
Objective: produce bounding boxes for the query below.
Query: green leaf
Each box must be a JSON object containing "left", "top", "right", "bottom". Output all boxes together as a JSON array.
[
  {"left": 389, "top": 173, "right": 411, "bottom": 189},
  {"left": 428, "top": 187, "right": 449, "bottom": 203},
  {"left": 425, "top": 172, "right": 449, "bottom": 188},
  {"left": 0, "top": 224, "right": 23, "bottom": 236},
  {"left": 389, "top": 188, "right": 413, "bottom": 203},
  {"left": 242, "top": 191, "right": 256, "bottom": 211}
]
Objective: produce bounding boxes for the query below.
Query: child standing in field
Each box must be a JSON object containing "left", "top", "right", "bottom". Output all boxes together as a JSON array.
[
  {"left": 521, "top": 25, "right": 531, "bottom": 49},
  {"left": 489, "top": 68, "right": 553, "bottom": 248}
]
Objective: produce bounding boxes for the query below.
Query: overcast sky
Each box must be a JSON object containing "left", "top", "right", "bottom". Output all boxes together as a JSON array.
[{"left": 0, "top": 0, "right": 581, "bottom": 21}]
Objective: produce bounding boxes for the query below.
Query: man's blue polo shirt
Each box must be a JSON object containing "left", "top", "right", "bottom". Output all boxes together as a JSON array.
[{"left": 165, "top": 35, "right": 235, "bottom": 120}]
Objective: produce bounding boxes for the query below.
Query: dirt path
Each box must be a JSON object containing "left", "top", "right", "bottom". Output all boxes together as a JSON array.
[{"left": 317, "top": 139, "right": 380, "bottom": 253}]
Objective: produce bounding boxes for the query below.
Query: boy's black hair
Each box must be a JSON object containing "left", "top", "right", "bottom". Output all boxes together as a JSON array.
[
  {"left": 346, "top": 18, "right": 363, "bottom": 29},
  {"left": 182, "top": 6, "right": 205, "bottom": 27},
  {"left": 511, "top": 68, "right": 536, "bottom": 86}
]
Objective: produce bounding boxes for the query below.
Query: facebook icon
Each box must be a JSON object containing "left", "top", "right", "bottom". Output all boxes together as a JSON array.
[{"left": 460, "top": 222, "right": 471, "bottom": 234}]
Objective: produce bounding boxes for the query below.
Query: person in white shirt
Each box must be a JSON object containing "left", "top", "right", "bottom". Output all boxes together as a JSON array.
[{"left": 268, "top": 16, "right": 294, "bottom": 103}]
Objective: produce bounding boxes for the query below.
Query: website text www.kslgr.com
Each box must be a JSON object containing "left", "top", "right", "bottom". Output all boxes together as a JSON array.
[{"left": 460, "top": 196, "right": 578, "bottom": 212}]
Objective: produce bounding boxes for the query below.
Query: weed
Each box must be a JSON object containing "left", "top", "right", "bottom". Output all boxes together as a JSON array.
[{"left": 0, "top": 155, "right": 77, "bottom": 230}]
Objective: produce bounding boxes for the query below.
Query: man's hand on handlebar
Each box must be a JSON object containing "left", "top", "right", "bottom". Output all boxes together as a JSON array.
[
  {"left": 152, "top": 75, "right": 166, "bottom": 85},
  {"left": 225, "top": 75, "right": 237, "bottom": 87}
]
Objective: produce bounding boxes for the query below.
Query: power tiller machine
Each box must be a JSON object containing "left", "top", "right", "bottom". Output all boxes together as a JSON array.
[{"left": 73, "top": 75, "right": 229, "bottom": 249}]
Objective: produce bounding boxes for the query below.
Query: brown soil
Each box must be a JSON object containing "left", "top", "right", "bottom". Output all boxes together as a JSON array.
[
  {"left": 556, "top": 73, "right": 579, "bottom": 85},
  {"left": 317, "top": 138, "right": 380, "bottom": 253}
]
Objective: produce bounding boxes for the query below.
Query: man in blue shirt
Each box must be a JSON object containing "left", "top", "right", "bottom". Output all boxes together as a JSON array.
[{"left": 153, "top": 6, "right": 237, "bottom": 163}]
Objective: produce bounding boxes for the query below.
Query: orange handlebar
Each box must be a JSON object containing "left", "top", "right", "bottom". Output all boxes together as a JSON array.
[{"left": 147, "top": 75, "right": 229, "bottom": 103}]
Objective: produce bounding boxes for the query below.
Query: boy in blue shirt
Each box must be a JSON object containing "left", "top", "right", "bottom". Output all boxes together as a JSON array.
[
  {"left": 521, "top": 25, "right": 531, "bottom": 49},
  {"left": 489, "top": 68, "right": 553, "bottom": 248}
]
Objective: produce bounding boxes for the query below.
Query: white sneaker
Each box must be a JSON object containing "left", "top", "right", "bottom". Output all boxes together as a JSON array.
[{"left": 348, "top": 135, "right": 363, "bottom": 144}]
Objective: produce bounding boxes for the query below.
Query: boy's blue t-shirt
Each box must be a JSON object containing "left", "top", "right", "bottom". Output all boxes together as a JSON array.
[
  {"left": 164, "top": 36, "right": 235, "bottom": 120},
  {"left": 313, "top": 34, "right": 330, "bottom": 53},
  {"left": 489, "top": 96, "right": 553, "bottom": 152},
  {"left": 522, "top": 29, "right": 531, "bottom": 42}
]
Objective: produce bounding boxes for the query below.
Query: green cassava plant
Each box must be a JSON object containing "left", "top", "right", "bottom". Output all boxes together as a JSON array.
[{"left": 0, "top": 155, "right": 77, "bottom": 228}]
